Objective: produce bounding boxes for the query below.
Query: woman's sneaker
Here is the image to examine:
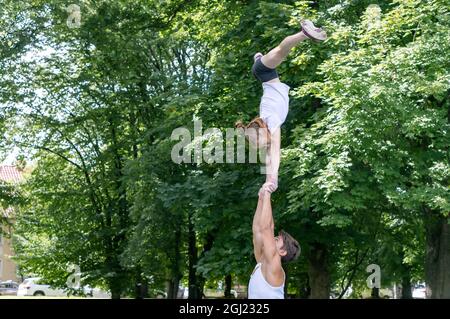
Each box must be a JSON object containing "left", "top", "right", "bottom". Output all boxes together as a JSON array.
[
  {"left": 254, "top": 52, "right": 263, "bottom": 62},
  {"left": 300, "top": 19, "right": 327, "bottom": 42}
]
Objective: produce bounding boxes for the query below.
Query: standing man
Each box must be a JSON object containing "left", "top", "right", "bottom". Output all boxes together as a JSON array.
[{"left": 248, "top": 187, "right": 301, "bottom": 299}]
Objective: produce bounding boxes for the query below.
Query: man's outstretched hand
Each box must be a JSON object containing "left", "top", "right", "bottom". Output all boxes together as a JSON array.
[
  {"left": 261, "top": 175, "right": 278, "bottom": 194},
  {"left": 259, "top": 182, "right": 276, "bottom": 198}
]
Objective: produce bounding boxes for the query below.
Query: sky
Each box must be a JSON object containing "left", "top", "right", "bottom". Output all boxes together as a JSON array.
[
  {"left": 1, "top": 44, "right": 56, "bottom": 167},
  {"left": 1, "top": 147, "right": 20, "bottom": 165}
]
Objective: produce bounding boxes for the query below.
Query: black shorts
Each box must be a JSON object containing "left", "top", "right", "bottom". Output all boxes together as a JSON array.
[{"left": 252, "top": 57, "right": 278, "bottom": 83}]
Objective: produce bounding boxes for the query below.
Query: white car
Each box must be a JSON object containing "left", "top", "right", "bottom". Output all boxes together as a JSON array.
[
  {"left": 88, "top": 286, "right": 111, "bottom": 298},
  {"left": 0, "top": 281, "right": 19, "bottom": 296},
  {"left": 412, "top": 283, "right": 426, "bottom": 299},
  {"left": 17, "top": 278, "right": 110, "bottom": 298},
  {"left": 17, "top": 277, "right": 68, "bottom": 297}
]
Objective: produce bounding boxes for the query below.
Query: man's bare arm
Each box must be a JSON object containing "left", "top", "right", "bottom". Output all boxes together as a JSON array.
[
  {"left": 257, "top": 191, "right": 277, "bottom": 262},
  {"left": 252, "top": 195, "right": 265, "bottom": 262},
  {"left": 253, "top": 189, "right": 275, "bottom": 262},
  {"left": 254, "top": 190, "right": 284, "bottom": 286},
  {"left": 253, "top": 190, "right": 274, "bottom": 232}
]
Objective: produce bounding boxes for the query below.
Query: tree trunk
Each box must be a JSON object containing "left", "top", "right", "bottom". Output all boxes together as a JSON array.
[
  {"left": 224, "top": 274, "right": 233, "bottom": 298},
  {"left": 134, "top": 272, "right": 143, "bottom": 299},
  {"left": 371, "top": 287, "right": 380, "bottom": 299},
  {"left": 134, "top": 282, "right": 148, "bottom": 299},
  {"left": 111, "top": 291, "right": 121, "bottom": 299},
  {"left": 194, "top": 231, "right": 215, "bottom": 299},
  {"left": 106, "top": 253, "right": 124, "bottom": 299},
  {"left": 401, "top": 266, "right": 412, "bottom": 299},
  {"left": 109, "top": 279, "right": 121, "bottom": 299},
  {"left": 167, "top": 226, "right": 182, "bottom": 299},
  {"left": 188, "top": 211, "right": 202, "bottom": 299},
  {"left": 425, "top": 208, "right": 450, "bottom": 298},
  {"left": 134, "top": 270, "right": 148, "bottom": 299},
  {"left": 307, "top": 243, "right": 330, "bottom": 299},
  {"left": 167, "top": 277, "right": 181, "bottom": 299},
  {"left": 298, "top": 273, "right": 310, "bottom": 299}
]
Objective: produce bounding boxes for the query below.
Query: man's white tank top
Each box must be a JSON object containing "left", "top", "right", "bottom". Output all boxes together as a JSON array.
[
  {"left": 259, "top": 82, "right": 290, "bottom": 133},
  {"left": 248, "top": 263, "right": 285, "bottom": 299}
]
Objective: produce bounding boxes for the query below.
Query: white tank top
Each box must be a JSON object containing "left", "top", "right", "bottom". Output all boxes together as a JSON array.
[
  {"left": 248, "top": 263, "right": 285, "bottom": 299},
  {"left": 259, "top": 82, "right": 290, "bottom": 133}
]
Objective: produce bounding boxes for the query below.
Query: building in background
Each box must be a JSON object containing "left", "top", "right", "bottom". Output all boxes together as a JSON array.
[{"left": 0, "top": 165, "right": 23, "bottom": 283}]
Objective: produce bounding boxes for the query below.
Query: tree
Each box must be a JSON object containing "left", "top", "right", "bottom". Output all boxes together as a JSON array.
[
  {"left": 4, "top": 0, "right": 449, "bottom": 300},
  {"left": 287, "top": 0, "right": 449, "bottom": 297}
]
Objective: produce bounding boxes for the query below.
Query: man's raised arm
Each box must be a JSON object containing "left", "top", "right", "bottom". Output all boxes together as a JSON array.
[{"left": 252, "top": 189, "right": 276, "bottom": 262}]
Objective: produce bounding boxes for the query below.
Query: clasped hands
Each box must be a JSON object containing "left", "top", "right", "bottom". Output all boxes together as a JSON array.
[{"left": 258, "top": 177, "right": 278, "bottom": 197}]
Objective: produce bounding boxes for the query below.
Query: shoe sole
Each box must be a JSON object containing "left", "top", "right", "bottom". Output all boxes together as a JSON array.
[
  {"left": 302, "top": 28, "right": 326, "bottom": 42},
  {"left": 301, "top": 20, "right": 327, "bottom": 42}
]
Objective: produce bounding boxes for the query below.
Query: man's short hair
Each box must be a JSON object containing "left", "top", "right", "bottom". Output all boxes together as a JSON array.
[{"left": 279, "top": 230, "right": 301, "bottom": 263}]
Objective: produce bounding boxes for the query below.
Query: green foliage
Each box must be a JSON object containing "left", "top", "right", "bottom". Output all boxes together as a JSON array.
[{"left": 1, "top": 0, "right": 449, "bottom": 298}]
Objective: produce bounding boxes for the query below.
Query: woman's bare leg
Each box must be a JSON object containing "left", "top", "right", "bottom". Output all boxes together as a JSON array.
[{"left": 260, "top": 31, "right": 308, "bottom": 69}]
